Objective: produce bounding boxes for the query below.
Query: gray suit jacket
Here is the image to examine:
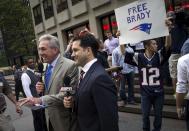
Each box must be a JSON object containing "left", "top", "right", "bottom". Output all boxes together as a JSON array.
[{"left": 42, "top": 56, "right": 79, "bottom": 131}]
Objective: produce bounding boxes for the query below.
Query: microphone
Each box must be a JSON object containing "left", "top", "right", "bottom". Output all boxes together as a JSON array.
[
  {"left": 38, "top": 62, "right": 44, "bottom": 82},
  {"left": 64, "top": 76, "right": 71, "bottom": 87},
  {"left": 37, "top": 62, "right": 44, "bottom": 96},
  {"left": 61, "top": 76, "right": 75, "bottom": 97}
]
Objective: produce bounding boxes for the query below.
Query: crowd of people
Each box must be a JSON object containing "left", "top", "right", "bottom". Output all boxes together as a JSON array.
[{"left": 0, "top": 2, "right": 189, "bottom": 131}]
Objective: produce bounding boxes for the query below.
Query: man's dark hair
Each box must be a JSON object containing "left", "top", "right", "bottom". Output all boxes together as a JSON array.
[
  {"left": 143, "top": 39, "right": 157, "bottom": 49},
  {"left": 73, "top": 33, "right": 99, "bottom": 57},
  {"left": 15, "top": 65, "right": 21, "bottom": 70},
  {"left": 26, "top": 58, "right": 34, "bottom": 65},
  {"left": 143, "top": 39, "right": 152, "bottom": 49}
]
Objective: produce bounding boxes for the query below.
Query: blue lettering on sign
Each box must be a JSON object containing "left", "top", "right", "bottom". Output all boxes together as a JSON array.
[{"left": 127, "top": 2, "right": 151, "bottom": 24}]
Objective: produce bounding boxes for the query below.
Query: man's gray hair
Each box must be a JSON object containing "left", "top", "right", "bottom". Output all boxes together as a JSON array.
[{"left": 39, "top": 34, "right": 60, "bottom": 50}]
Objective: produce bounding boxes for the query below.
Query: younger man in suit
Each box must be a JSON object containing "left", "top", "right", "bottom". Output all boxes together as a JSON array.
[{"left": 64, "top": 32, "right": 119, "bottom": 131}]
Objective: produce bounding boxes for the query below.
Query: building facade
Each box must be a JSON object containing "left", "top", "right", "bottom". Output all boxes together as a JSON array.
[{"left": 29, "top": 0, "right": 185, "bottom": 53}]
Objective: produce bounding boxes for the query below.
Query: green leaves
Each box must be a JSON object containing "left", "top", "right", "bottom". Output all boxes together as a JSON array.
[{"left": 0, "top": 0, "right": 35, "bottom": 57}]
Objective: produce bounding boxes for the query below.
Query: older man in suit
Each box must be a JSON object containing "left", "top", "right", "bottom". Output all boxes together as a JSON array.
[
  {"left": 20, "top": 34, "right": 79, "bottom": 131},
  {"left": 64, "top": 32, "right": 119, "bottom": 131}
]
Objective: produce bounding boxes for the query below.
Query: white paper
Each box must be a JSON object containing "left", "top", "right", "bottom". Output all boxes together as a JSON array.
[{"left": 115, "top": 0, "right": 169, "bottom": 44}]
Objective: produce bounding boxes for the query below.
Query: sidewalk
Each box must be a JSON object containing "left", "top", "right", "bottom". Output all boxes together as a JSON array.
[
  {"left": 5, "top": 96, "right": 34, "bottom": 131},
  {"left": 6, "top": 95, "right": 186, "bottom": 131}
]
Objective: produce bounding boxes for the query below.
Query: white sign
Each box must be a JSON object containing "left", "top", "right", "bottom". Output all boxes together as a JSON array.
[{"left": 115, "top": 0, "right": 169, "bottom": 44}]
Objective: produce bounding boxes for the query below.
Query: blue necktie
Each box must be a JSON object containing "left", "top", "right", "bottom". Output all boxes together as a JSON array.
[{"left": 45, "top": 65, "right": 53, "bottom": 90}]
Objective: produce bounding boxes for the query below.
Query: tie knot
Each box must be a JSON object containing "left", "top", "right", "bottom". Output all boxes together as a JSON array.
[
  {"left": 45, "top": 64, "right": 53, "bottom": 89},
  {"left": 80, "top": 70, "right": 85, "bottom": 80},
  {"left": 80, "top": 70, "right": 85, "bottom": 75},
  {"left": 49, "top": 64, "right": 53, "bottom": 68},
  {"left": 48, "top": 65, "right": 53, "bottom": 70}
]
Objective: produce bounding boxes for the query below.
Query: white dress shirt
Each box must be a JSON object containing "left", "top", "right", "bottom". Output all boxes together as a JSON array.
[
  {"left": 48, "top": 54, "right": 60, "bottom": 73},
  {"left": 21, "top": 68, "right": 35, "bottom": 97},
  {"left": 81, "top": 58, "right": 97, "bottom": 78},
  {"left": 176, "top": 54, "right": 189, "bottom": 99},
  {"left": 104, "top": 37, "right": 119, "bottom": 55}
]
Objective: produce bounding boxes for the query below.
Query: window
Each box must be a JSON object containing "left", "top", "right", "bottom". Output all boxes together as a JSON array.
[
  {"left": 56, "top": 0, "right": 68, "bottom": 13},
  {"left": 51, "top": 32, "right": 58, "bottom": 37},
  {"left": 71, "top": 0, "right": 83, "bottom": 6},
  {"left": 100, "top": 14, "right": 118, "bottom": 40},
  {"left": 43, "top": 0, "right": 54, "bottom": 19},
  {"left": 110, "top": 15, "right": 117, "bottom": 35},
  {"left": 64, "top": 23, "right": 89, "bottom": 42},
  {"left": 33, "top": 5, "right": 42, "bottom": 25}
]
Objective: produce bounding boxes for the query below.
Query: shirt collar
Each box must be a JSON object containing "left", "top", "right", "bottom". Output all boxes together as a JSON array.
[
  {"left": 27, "top": 67, "right": 35, "bottom": 73},
  {"left": 49, "top": 54, "right": 60, "bottom": 67},
  {"left": 82, "top": 58, "right": 97, "bottom": 74}
]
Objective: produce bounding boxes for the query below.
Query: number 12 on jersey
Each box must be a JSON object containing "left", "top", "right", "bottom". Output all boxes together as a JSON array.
[{"left": 141, "top": 67, "right": 160, "bottom": 86}]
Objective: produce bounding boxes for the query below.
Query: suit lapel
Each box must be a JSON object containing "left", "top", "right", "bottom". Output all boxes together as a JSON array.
[
  {"left": 76, "top": 62, "right": 99, "bottom": 111},
  {"left": 78, "top": 62, "right": 98, "bottom": 91},
  {"left": 48, "top": 57, "right": 64, "bottom": 91}
]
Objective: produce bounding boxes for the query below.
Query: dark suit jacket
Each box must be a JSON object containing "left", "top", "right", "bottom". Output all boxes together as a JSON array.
[{"left": 76, "top": 61, "right": 119, "bottom": 131}]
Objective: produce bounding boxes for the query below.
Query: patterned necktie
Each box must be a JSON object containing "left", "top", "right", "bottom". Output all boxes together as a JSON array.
[
  {"left": 45, "top": 64, "right": 53, "bottom": 89},
  {"left": 78, "top": 70, "right": 85, "bottom": 88},
  {"left": 80, "top": 70, "right": 85, "bottom": 81}
]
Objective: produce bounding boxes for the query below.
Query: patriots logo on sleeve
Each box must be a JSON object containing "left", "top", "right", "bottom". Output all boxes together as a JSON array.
[{"left": 130, "top": 23, "right": 152, "bottom": 34}]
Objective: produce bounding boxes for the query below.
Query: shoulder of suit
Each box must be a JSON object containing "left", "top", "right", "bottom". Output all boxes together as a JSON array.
[
  {"left": 92, "top": 62, "right": 106, "bottom": 73},
  {"left": 62, "top": 57, "right": 76, "bottom": 65}
]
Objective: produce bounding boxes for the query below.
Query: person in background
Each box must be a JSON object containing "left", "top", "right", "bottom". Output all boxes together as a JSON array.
[
  {"left": 176, "top": 53, "right": 189, "bottom": 131},
  {"left": 12, "top": 65, "right": 16, "bottom": 74},
  {"left": 14, "top": 65, "right": 25, "bottom": 101},
  {"left": 167, "top": 2, "right": 188, "bottom": 95},
  {"left": 64, "top": 32, "right": 119, "bottom": 131},
  {"left": 112, "top": 44, "right": 136, "bottom": 106},
  {"left": 181, "top": 38, "right": 189, "bottom": 56},
  {"left": 22, "top": 65, "right": 27, "bottom": 72},
  {"left": 96, "top": 38, "right": 109, "bottom": 68},
  {"left": 104, "top": 31, "right": 119, "bottom": 67},
  {"left": 124, "top": 32, "right": 171, "bottom": 131},
  {"left": 21, "top": 58, "right": 47, "bottom": 131},
  {"left": 0, "top": 71, "right": 22, "bottom": 131},
  {"left": 123, "top": 18, "right": 172, "bottom": 131},
  {"left": 134, "top": 42, "right": 145, "bottom": 53},
  {"left": 64, "top": 32, "right": 74, "bottom": 59}
]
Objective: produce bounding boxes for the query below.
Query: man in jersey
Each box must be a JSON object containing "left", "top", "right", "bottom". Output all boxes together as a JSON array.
[{"left": 124, "top": 36, "right": 171, "bottom": 131}]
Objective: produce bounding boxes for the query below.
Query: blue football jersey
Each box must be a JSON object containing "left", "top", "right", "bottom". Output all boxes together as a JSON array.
[
  {"left": 133, "top": 48, "right": 166, "bottom": 95},
  {"left": 124, "top": 47, "right": 168, "bottom": 96},
  {"left": 135, "top": 52, "right": 164, "bottom": 96}
]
